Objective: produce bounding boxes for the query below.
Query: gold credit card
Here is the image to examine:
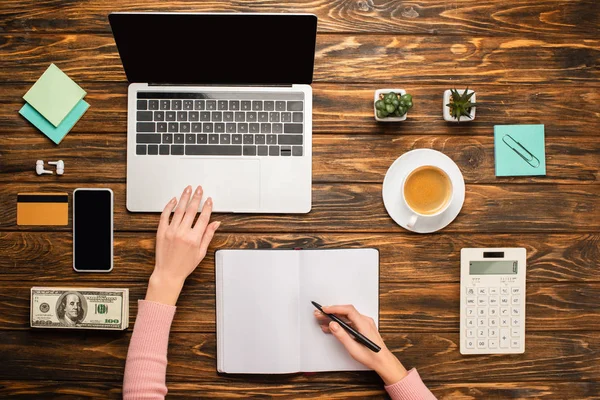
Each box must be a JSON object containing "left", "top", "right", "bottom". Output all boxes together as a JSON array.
[{"left": 17, "top": 193, "right": 69, "bottom": 225}]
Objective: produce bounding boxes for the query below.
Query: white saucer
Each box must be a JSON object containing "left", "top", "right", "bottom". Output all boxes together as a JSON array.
[{"left": 382, "top": 149, "right": 465, "bottom": 233}]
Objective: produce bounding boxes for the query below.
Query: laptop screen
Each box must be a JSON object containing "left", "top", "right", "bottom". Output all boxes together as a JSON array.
[{"left": 109, "top": 13, "right": 317, "bottom": 85}]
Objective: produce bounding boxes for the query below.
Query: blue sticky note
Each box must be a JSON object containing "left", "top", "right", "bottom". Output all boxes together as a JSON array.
[
  {"left": 494, "top": 124, "right": 546, "bottom": 176},
  {"left": 20, "top": 99, "right": 89, "bottom": 144}
]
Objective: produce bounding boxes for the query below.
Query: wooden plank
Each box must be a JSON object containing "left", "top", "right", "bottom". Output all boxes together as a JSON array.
[
  {"left": 1, "top": 183, "right": 598, "bottom": 233},
  {"left": 1, "top": 381, "right": 598, "bottom": 400},
  {"left": 1, "top": 34, "right": 599, "bottom": 84},
  {"left": 2, "top": 281, "right": 599, "bottom": 332},
  {"left": 2, "top": 83, "right": 599, "bottom": 137},
  {"left": 1, "top": 0, "right": 597, "bottom": 37},
  {"left": 0, "top": 331, "right": 598, "bottom": 383},
  {"left": 1, "top": 133, "right": 598, "bottom": 184},
  {"left": 1, "top": 232, "right": 597, "bottom": 283}
]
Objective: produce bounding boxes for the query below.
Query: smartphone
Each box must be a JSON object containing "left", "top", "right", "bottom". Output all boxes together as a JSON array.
[{"left": 73, "top": 188, "right": 114, "bottom": 272}]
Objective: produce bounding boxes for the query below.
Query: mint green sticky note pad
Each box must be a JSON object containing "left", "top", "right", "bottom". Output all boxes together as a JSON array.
[
  {"left": 494, "top": 124, "right": 546, "bottom": 176},
  {"left": 23, "top": 64, "right": 86, "bottom": 127},
  {"left": 20, "top": 99, "right": 89, "bottom": 145}
]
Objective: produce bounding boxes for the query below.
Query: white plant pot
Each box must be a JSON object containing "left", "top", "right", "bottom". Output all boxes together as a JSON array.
[
  {"left": 374, "top": 89, "right": 407, "bottom": 122},
  {"left": 443, "top": 89, "right": 476, "bottom": 122}
]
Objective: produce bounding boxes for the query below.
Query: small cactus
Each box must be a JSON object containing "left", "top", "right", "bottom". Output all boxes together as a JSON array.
[
  {"left": 446, "top": 88, "right": 476, "bottom": 122},
  {"left": 375, "top": 91, "right": 413, "bottom": 119}
]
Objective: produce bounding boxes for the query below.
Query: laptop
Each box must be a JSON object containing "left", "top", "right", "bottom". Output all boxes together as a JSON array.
[{"left": 108, "top": 13, "right": 317, "bottom": 213}]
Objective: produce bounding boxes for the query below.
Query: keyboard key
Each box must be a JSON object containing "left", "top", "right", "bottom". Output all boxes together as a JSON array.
[
  {"left": 512, "top": 297, "right": 520, "bottom": 305},
  {"left": 232, "top": 134, "right": 242, "bottom": 144},
  {"left": 220, "top": 134, "right": 231, "bottom": 144},
  {"left": 212, "top": 111, "right": 222, "bottom": 122},
  {"left": 466, "top": 307, "right": 475, "bottom": 317},
  {"left": 269, "top": 112, "right": 280, "bottom": 122},
  {"left": 250, "top": 123, "right": 259, "bottom": 133},
  {"left": 287, "top": 101, "right": 303, "bottom": 111},
  {"left": 465, "top": 339, "right": 474, "bottom": 349},
  {"left": 257, "top": 145, "right": 268, "bottom": 156},
  {"left": 194, "top": 100, "right": 205, "bottom": 110},
  {"left": 512, "top": 288, "right": 521, "bottom": 295},
  {"left": 466, "top": 318, "right": 475, "bottom": 328},
  {"left": 235, "top": 112, "right": 245, "bottom": 122},
  {"left": 258, "top": 112, "right": 268, "bottom": 122},
  {"left": 281, "top": 112, "right": 291, "bottom": 122},
  {"left": 243, "top": 146, "right": 257, "bottom": 156},
  {"left": 137, "top": 100, "right": 148, "bottom": 110},
  {"left": 206, "top": 100, "right": 216, "bottom": 110},
  {"left": 154, "top": 111, "right": 165, "bottom": 121},
  {"left": 243, "top": 134, "right": 254, "bottom": 144},
  {"left": 137, "top": 134, "right": 162, "bottom": 144},
  {"left": 226, "top": 123, "right": 236, "bottom": 133},
  {"left": 255, "top": 134, "right": 266, "bottom": 145},
  {"left": 200, "top": 112, "right": 211, "bottom": 121},
  {"left": 166, "top": 111, "right": 176, "bottom": 121},
  {"left": 218, "top": 100, "right": 228, "bottom": 110},
  {"left": 197, "top": 134, "right": 208, "bottom": 144},
  {"left": 477, "top": 308, "right": 486, "bottom": 316},
  {"left": 466, "top": 297, "right": 476, "bottom": 306},
  {"left": 137, "top": 122, "right": 155, "bottom": 132},
  {"left": 267, "top": 134, "right": 277, "bottom": 144},
  {"left": 489, "top": 318, "right": 498, "bottom": 327},
  {"left": 511, "top": 318, "right": 520, "bottom": 327},
  {"left": 489, "top": 328, "right": 498, "bottom": 338},
  {"left": 241, "top": 101, "right": 251, "bottom": 110},
  {"left": 159, "top": 144, "right": 170, "bottom": 155},
  {"left": 229, "top": 100, "right": 240, "bottom": 110},
  {"left": 148, "top": 144, "right": 158, "bottom": 155},
  {"left": 171, "top": 145, "right": 184, "bottom": 155},
  {"left": 247, "top": 112, "right": 257, "bottom": 122},
  {"left": 264, "top": 101, "right": 274, "bottom": 111},
  {"left": 191, "top": 123, "right": 202, "bottom": 132},
  {"left": 189, "top": 111, "right": 199, "bottom": 121},
  {"left": 168, "top": 122, "right": 178, "bottom": 132},
  {"left": 273, "top": 123, "right": 283, "bottom": 133},
  {"left": 466, "top": 287, "right": 475, "bottom": 296},
  {"left": 501, "top": 288, "right": 509, "bottom": 295},
  {"left": 489, "top": 288, "right": 499, "bottom": 295},
  {"left": 292, "top": 112, "right": 303, "bottom": 122},
  {"left": 281, "top": 146, "right": 291, "bottom": 156},
  {"left": 284, "top": 123, "right": 303, "bottom": 134},
  {"left": 160, "top": 100, "right": 170, "bottom": 110},
  {"left": 269, "top": 145, "right": 279, "bottom": 156},
  {"left": 149, "top": 100, "right": 159, "bottom": 110},
  {"left": 183, "top": 100, "right": 193, "bottom": 110},
  {"left": 185, "top": 134, "right": 196, "bottom": 144},
  {"left": 477, "top": 329, "right": 485, "bottom": 338},
  {"left": 261, "top": 123, "right": 271, "bottom": 133},
  {"left": 500, "top": 330, "right": 510, "bottom": 348},
  {"left": 215, "top": 123, "right": 225, "bottom": 133},
  {"left": 276, "top": 101, "right": 286, "bottom": 111},
  {"left": 477, "top": 340, "right": 486, "bottom": 349},
  {"left": 466, "top": 329, "right": 474, "bottom": 338},
  {"left": 252, "top": 101, "right": 262, "bottom": 111},
  {"left": 511, "top": 328, "right": 520, "bottom": 337},
  {"left": 278, "top": 135, "right": 303, "bottom": 145},
  {"left": 203, "top": 123, "right": 214, "bottom": 133},
  {"left": 477, "top": 318, "right": 486, "bottom": 327},
  {"left": 500, "top": 318, "right": 509, "bottom": 327},
  {"left": 511, "top": 339, "right": 520, "bottom": 348},
  {"left": 180, "top": 123, "right": 190, "bottom": 133},
  {"left": 489, "top": 307, "right": 498, "bottom": 316},
  {"left": 224, "top": 112, "right": 234, "bottom": 122},
  {"left": 162, "top": 134, "right": 173, "bottom": 144},
  {"left": 488, "top": 339, "right": 498, "bottom": 349},
  {"left": 489, "top": 296, "right": 498, "bottom": 305},
  {"left": 177, "top": 111, "right": 187, "bottom": 121},
  {"left": 239, "top": 123, "right": 249, "bottom": 133},
  {"left": 174, "top": 134, "right": 184, "bottom": 144},
  {"left": 478, "top": 288, "right": 487, "bottom": 295},
  {"left": 172, "top": 100, "right": 182, "bottom": 110},
  {"left": 185, "top": 145, "right": 242, "bottom": 156},
  {"left": 511, "top": 308, "right": 520, "bottom": 316},
  {"left": 209, "top": 134, "right": 219, "bottom": 144},
  {"left": 157, "top": 122, "right": 167, "bottom": 132},
  {"left": 136, "top": 144, "right": 146, "bottom": 155}
]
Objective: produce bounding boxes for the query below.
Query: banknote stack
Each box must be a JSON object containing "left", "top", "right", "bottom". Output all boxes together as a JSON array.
[{"left": 31, "top": 287, "right": 129, "bottom": 330}]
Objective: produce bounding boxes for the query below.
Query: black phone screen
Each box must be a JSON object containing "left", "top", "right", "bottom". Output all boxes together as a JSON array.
[{"left": 74, "top": 189, "right": 113, "bottom": 271}]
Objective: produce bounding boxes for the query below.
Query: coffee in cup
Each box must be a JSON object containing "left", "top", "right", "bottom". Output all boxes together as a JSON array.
[{"left": 402, "top": 166, "right": 453, "bottom": 227}]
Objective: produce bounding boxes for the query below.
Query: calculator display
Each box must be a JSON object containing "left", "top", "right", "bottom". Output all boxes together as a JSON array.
[{"left": 469, "top": 261, "right": 517, "bottom": 275}]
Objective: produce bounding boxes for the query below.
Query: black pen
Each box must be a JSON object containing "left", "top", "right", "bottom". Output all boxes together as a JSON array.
[{"left": 311, "top": 301, "right": 381, "bottom": 353}]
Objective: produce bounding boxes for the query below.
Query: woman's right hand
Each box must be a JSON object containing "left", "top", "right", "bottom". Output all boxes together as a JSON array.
[{"left": 314, "top": 304, "right": 408, "bottom": 385}]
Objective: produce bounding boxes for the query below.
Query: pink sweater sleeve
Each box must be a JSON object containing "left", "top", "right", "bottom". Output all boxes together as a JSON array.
[
  {"left": 385, "top": 368, "right": 437, "bottom": 400},
  {"left": 123, "top": 300, "right": 177, "bottom": 400}
]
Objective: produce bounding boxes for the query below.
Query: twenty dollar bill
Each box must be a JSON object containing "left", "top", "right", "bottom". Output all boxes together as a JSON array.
[{"left": 31, "top": 287, "right": 129, "bottom": 330}]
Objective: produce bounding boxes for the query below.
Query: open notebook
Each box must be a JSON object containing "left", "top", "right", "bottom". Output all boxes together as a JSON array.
[{"left": 216, "top": 248, "right": 379, "bottom": 374}]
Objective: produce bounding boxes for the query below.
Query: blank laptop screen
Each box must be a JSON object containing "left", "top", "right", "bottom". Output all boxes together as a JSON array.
[{"left": 109, "top": 13, "right": 317, "bottom": 85}]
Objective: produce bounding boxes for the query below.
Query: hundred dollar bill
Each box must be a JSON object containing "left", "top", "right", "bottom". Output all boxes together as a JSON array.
[{"left": 31, "top": 287, "right": 129, "bottom": 330}]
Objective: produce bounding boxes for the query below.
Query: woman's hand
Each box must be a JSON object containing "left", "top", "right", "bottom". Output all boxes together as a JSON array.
[
  {"left": 146, "top": 185, "right": 221, "bottom": 306},
  {"left": 314, "top": 304, "right": 407, "bottom": 385}
]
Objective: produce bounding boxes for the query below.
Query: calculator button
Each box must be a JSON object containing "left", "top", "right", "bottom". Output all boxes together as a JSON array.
[
  {"left": 500, "top": 318, "right": 509, "bottom": 327},
  {"left": 511, "top": 339, "right": 520, "bottom": 348},
  {"left": 489, "top": 318, "right": 498, "bottom": 327},
  {"left": 489, "top": 307, "right": 498, "bottom": 316},
  {"left": 467, "top": 318, "right": 475, "bottom": 328},
  {"left": 500, "top": 296, "right": 510, "bottom": 305},
  {"left": 478, "top": 297, "right": 488, "bottom": 306},
  {"left": 489, "top": 287, "right": 499, "bottom": 295},
  {"left": 466, "top": 297, "right": 476, "bottom": 306},
  {"left": 512, "top": 296, "right": 520, "bottom": 305},
  {"left": 511, "top": 307, "right": 520, "bottom": 316},
  {"left": 500, "top": 329, "right": 510, "bottom": 348},
  {"left": 477, "top": 340, "right": 487, "bottom": 349},
  {"left": 489, "top": 296, "right": 498, "bottom": 305},
  {"left": 512, "top": 318, "right": 520, "bottom": 327},
  {"left": 511, "top": 328, "right": 520, "bottom": 337},
  {"left": 466, "top": 307, "right": 475, "bottom": 317},
  {"left": 466, "top": 287, "right": 475, "bottom": 296},
  {"left": 466, "top": 329, "right": 475, "bottom": 338},
  {"left": 477, "top": 318, "right": 487, "bottom": 327},
  {"left": 477, "top": 308, "right": 486, "bottom": 316},
  {"left": 466, "top": 339, "right": 475, "bottom": 349},
  {"left": 489, "top": 339, "right": 498, "bottom": 349},
  {"left": 478, "top": 288, "right": 487, "bottom": 295},
  {"left": 489, "top": 328, "right": 498, "bottom": 338},
  {"left": 501, "top": 307, "right": 509, "bottom": 316},
  {"left": 501, "top": 287, "right": 509, "bottom": 295},
  {"left": 512, "top": 287, "right": 521, "bottom": 295},
  {"left": 477, "top": 329, "right": 486, "bottom": 338}
]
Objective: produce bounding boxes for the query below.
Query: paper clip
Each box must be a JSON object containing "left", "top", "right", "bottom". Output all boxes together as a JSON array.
[{"left": 502, "top": 134, "right": 540, "bottom": 168}]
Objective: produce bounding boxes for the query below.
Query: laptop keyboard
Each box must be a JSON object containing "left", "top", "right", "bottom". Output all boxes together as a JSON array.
[{"left": 134, "top": 92, "right": 304, "bottom": 157}]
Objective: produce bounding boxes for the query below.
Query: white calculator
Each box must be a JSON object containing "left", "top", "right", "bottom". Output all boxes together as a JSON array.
[{"left": 460, "top": 248, "right": 526, "bottom": 355}]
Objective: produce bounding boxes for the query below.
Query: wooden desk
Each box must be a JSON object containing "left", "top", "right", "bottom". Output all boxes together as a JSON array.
[{"left": 1, "top": 1, "right": 599, "bottom": 398}]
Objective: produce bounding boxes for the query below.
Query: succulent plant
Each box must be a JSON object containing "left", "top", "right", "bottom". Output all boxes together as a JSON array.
[
  {"left": 375, "top": 92, "right": 413, "bottom": 119},
  {"left": 446, "top": 88, "right": 476, "bottom": 122}
]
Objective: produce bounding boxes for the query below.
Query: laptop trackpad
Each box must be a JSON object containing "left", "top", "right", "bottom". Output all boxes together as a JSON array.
[{"left": 183, "top": 159, "right": 260, "bottom": 212}]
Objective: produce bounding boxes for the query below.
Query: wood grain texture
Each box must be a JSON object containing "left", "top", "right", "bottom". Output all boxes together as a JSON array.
[
  {"left": 1, "top": 134, "right": 598, "bottom": 184},
  {"left": 1, "top": 183, "right": 598, "bottom": 233},
  {"left": 1, "top": 232, "right": 598, "bottom": 283},
  {"left": 2, "top": 83, "right": 599, "bottom": 137},
  {"left": 1, "top": 34, "right": 599, "bottom": 84},
  {"left": 2, "top": 280, "right": 599, "bottom": 332},
  {"left": 1, "top": 0, "right": 598, "bottom": 37},
  {"left": 1, "top": 331, "right": 599, "bottom": 383}
]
